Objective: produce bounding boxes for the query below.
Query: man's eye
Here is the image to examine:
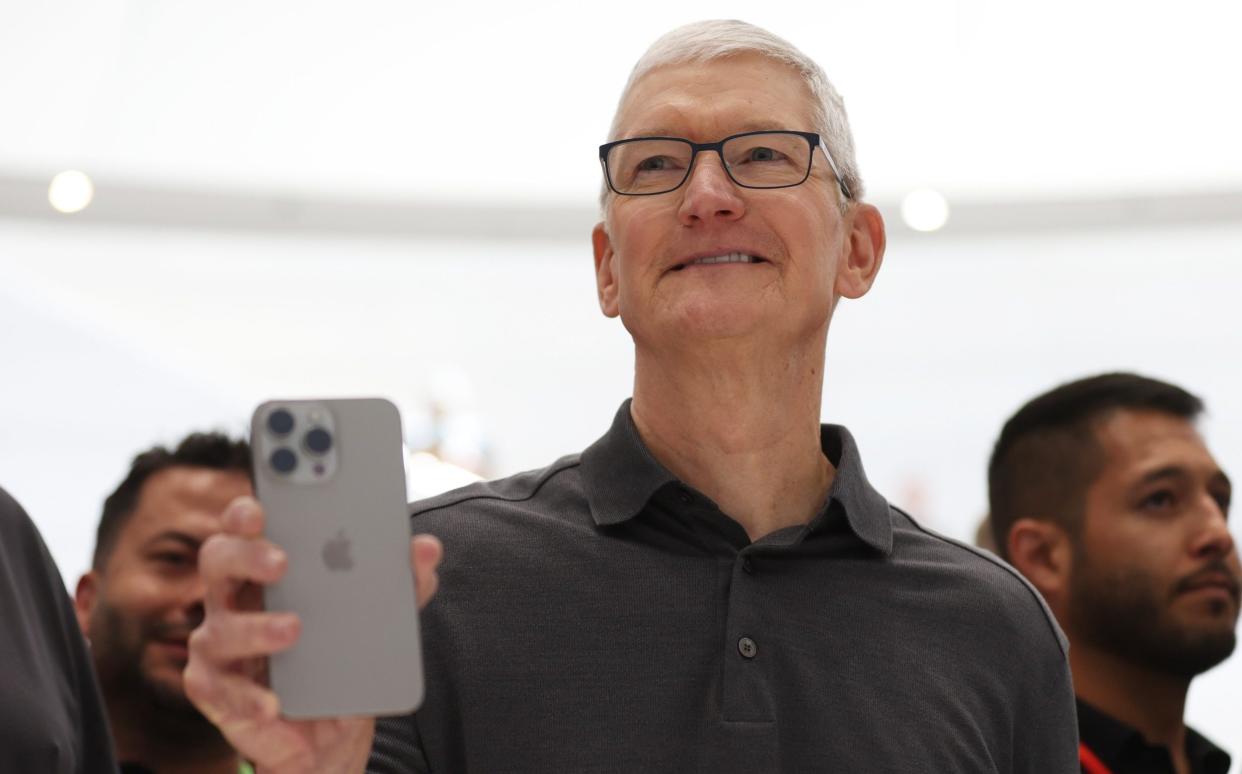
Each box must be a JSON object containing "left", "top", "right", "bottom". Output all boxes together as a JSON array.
[
  {"left": 153, "top": 552, "right": 193, "bottom": 568},
  {"left": 1139, "top": 490, "right": 1176, "bottom": 510},
  {"left": 745, "top": 147, "right": 784, "bottom": 162},
  {"left": 636, "top": 156, "right": 677, "bottom": 172}
]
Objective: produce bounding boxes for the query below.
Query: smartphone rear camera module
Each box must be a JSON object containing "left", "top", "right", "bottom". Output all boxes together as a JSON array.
[
  {"left": 256, "top": 402, "right": 337, "bottom": 485},
  {"left": 270, "top": 447, "right": 298, "bottom": 474},
  {"left": 267, "top": 409, "right": 295, "bottom": 436},
  {"left": 304, "top": 427, "right": 333, "bottom": 456}
]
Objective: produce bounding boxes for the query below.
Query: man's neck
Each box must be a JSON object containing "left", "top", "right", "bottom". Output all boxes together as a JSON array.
[
  {"left": 631, "top": 335, "right": 833, "bottom": 542},
  {"left": 108, "top": 697, "right": 241, "bottom": 774},
  {"left": 1071, "top": 642, "right": 1192, "bottom": 774}
]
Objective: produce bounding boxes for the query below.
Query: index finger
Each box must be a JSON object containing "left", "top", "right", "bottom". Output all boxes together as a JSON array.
[
  {"left": 200, "top": 531, "right": 287, "bottom": 614},
  {"left": 410, "top": 534, "right": 443, "bottom": 609},
  {"left": 221, "top": 496, "right": 265, "bottom": 537},
  {"left": 204, "top": 497, "right": 276, "bottom": 614}
]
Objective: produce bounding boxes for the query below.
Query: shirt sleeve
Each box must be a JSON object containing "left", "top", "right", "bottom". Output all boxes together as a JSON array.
[
  {"left": 0, "top": 486, "right": 119, "bottom": 774},
  {"left": 57, "top": 545, "right": 119, "bottom": 774},
  {"left": 1012, "top": 634, "right": 1080, "bottom": 774}
]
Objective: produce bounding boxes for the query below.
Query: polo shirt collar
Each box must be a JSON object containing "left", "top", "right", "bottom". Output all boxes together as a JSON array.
[
  {"left": 580, "top": 400, "right": 893, "bottom": 555},
  {"left": 580, "top": 400, "right": 677, "bottom": 527},
  {"left": 820, "top": 422, "right": 893, "bottom": 555}
]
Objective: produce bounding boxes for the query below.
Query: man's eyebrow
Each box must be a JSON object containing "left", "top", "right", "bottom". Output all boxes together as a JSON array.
[
  {"left": 1133, "top": 466, "right": 1189, "bottom": 486},
  {"left": 618, "top": 128, "right": 689, "bottom": 140},
  {"left": 620, "top": 123, "right": 795, "bottom": 140},
  {"left": 1132, "top": 465, "right": 1234, "bottom": 494},
  {"left": 144, "top": 531, "right": 201, "bottom": 550}
]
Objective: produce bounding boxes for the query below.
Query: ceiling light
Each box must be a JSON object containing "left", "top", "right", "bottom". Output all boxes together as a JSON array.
[
  {"left": 48, "top": 170, "right": 94, "bottom": 214},
  {"left": 900, "top": 188, "right": 950, "bottom": 232}
]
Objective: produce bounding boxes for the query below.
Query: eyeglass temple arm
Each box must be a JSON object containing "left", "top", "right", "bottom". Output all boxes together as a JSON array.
[{"left": 817, "top": 144, "right": 853, "bottom": 201}]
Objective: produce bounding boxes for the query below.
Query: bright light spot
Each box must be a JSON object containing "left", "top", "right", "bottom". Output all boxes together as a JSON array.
[
  {"left": 48, "top": 170, "right": 95, "bottom": 214},
  {"left": 901, "top": 188, "right": 950, "bottom": 232}
]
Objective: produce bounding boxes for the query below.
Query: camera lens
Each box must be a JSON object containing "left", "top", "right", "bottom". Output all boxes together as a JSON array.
[
  {"left": 267, "top": 409, "right": 295, "bottom": 436},
  {"left": 304, "top": 427, "right": 333, "bottom": 455},
  {"left": 270, "top": 448, "right": 298, "bottom": 474}
]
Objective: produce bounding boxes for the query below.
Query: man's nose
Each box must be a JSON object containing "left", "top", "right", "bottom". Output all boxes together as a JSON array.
[
  {"left": 677, "top": 152, "right": 746, "bottom": 226},
  {"left": 184, "top": 573, "right": 208, "bottom": 627},
  {"left": 1190, "top": 495, "right": 1235, "bottom": 561}
]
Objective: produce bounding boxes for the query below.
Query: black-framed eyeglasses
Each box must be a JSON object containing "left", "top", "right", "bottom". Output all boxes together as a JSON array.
[{"left": 599, "top": 130, "right": 852, "bottom": 200}]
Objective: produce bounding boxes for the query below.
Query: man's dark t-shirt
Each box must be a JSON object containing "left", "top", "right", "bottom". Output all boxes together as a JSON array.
[
  {"left": 1078, "top": 700, "right": 1231, "bottom": 774},
  {"left": 0, "top": 486, "right": 117, "bottom": 773}
]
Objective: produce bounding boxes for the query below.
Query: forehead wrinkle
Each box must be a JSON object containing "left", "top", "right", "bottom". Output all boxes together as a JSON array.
[
  {"left": 619, "top": 97, "right": 810, "bottom": 141},
  {"left": 1120, "top": 441, "right": 1227, "bottom": 496},
  {"left": 124, "top": 501, "right": 223, "bottom": 550},
  {"left": 622, "top": 122, "right": 805, "bottom": 141},
  {"left": 615, "top": 58, "right": 816, "bottom": 142},
  {"left": 126, "top": 469, "right": 245, "bottom": 539},
  {"left": 1094, "top": 410, "right": 1204, "bottom": 459}
]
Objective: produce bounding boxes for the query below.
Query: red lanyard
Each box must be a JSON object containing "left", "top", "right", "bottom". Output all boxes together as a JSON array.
[{"left": 1079, "top": 743, "right": 1114, "bottom": 774}]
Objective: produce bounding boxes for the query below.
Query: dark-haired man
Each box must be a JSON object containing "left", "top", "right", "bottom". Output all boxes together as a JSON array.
[
  {"left": 74, "top": 433, "right": 255, "bottom": 774},
  {"left": 991, "top": 372, "right": 1238, "bottom": 774}
]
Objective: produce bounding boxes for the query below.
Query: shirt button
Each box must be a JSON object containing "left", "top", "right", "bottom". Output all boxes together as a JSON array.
[
  {"left": 741, "top": 557, "right": 755, "bottom": 574},
  {"left": 678, "top": 489, "right": 693, "bottom": 504},
  {"left": 737, "top": 637, "right": 758, "bottom": 659}
]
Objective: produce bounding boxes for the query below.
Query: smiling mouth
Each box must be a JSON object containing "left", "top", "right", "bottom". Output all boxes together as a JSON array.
[{"left": 671, "top": 252, "right": 768, "bottom": 271}]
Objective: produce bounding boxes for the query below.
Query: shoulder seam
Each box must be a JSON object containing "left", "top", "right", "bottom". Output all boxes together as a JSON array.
[
  {"left": 410, "top": 455, "right": 582, "bottom": 519},
  {"left": 890, "top": 505, "right": 1069, "bottom": 656}
]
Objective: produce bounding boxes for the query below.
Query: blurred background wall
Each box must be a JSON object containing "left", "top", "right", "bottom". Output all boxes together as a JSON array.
[{"left": 1, "top": 0, "right": 1239, "bottom": 745}]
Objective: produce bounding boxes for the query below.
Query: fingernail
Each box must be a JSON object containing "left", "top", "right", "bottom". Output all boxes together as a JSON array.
[
  {"left": 252, "top": 692, "right": 275, "bottom": 718},
  {"left": 224, "top": 500, "right": 251, "bottom": 528},
  {"left": 265, "top": 548, "right": 285, "bottom": 569},
  {"left": 269, "top": 616, "right": 297, "bottom": 638}
]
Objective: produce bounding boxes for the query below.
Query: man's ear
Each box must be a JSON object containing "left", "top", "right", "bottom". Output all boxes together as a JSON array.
[
  {"left": 73, "top": 571, "right": 99, "bottom": 636},
  {"left": 592, "top": 221, "right": 620, "bottom": 318},
  {"left": 1006, "top": 518, "right": 1074, "bottom": 605},
  {"left": 834, "top": 203, "right": 886, "bottom": 300}
]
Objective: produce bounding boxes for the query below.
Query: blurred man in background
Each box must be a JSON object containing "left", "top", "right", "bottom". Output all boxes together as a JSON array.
[
  {"left": 74, "top": 432, "right": 254, "bottom": 774},
  {"left": 991, "top": 373, "right": 1238, "bottom": 774}
]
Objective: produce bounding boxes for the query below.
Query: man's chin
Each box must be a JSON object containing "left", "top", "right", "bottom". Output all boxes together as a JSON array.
[
  {"left": 133, "top": 664, "right": 230, "bottom": 751},
  {"left": 1171, "top": 593, "right": 1240, "bottom": 632},
  {"left": 1140, "top": 624, "right": 1237, "bottom": 679},
  {"left": 141, "top": 661, "right": 196, "bottom": 711},
  {"left": 656, "top": 302, "right": 810, "bottom": 343}
]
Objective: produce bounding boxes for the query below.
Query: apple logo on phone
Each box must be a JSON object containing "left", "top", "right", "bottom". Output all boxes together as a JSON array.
[{"left": 322, "top": 530, "right": 354, "bottom": 571}]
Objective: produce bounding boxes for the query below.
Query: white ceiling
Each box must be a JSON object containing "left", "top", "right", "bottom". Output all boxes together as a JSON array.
[{"left": 2, "top": 0, "right": 1240, "bottom": 205}]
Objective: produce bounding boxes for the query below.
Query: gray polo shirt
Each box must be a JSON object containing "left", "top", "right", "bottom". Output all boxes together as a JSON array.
[{"left": 370, "top": 401, "right": 1078, "bottom": 773}]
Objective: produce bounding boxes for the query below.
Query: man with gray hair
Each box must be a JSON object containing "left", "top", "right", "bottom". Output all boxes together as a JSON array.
[{"left": 185, "top": 20, "right": 1078, "bottom": 772}]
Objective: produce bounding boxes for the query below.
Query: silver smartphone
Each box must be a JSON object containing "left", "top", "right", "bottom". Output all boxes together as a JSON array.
[{"left": 250, "top": 397, "right": 424, "bottom": 719}]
